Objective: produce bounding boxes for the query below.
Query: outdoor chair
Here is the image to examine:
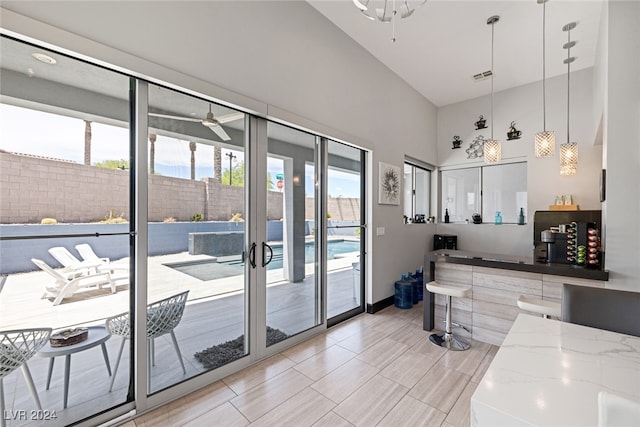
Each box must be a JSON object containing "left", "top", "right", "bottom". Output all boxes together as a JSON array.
[
  {"left": 48, "top": 246, "right": 101, "bottom": 278},
  {"left": 32, "top": 258, "right": 114, "bottom": 306},
  {"left": 105, "top": 291, "right": 189, "bottom": 392},
  {"left": 0, "top": 328, "right": 52, "bottom": 423},
  {"left": 75, "top": 243, "right": 129, "bottom": 274}
]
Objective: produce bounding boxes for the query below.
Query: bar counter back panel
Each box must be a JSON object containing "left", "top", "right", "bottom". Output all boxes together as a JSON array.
[{"left": 423, "top": 250, "right": 608, "bottom": 346}]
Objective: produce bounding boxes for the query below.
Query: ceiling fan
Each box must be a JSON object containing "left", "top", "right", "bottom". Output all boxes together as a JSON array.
[{"left": 148, "top": 104, "right": 243, "bottom": 141}]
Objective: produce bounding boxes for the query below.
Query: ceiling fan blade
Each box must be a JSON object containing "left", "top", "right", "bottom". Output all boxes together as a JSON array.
[
  {"left": 208, "top": 124, "right": 231, "bottom": 141},
  {"left": 149, "top": 112, "right": 201, "bottom": 123},
  {"left": 216, "top": 112, "right": 244, "bottom": 124}
]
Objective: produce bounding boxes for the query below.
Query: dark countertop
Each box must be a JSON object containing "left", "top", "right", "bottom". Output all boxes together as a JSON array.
[{"left": 426, "top": 249, "right": 609, "bottom": 281}]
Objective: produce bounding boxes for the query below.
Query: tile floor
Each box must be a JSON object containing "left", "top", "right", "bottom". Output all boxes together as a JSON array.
[{"left": 122, "top": 302, "right": 499, "bottom": 427}]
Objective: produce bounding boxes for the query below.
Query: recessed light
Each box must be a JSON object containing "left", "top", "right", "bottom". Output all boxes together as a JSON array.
[{"left": 32, "top": 52, "right": 57, "bottom": 65}]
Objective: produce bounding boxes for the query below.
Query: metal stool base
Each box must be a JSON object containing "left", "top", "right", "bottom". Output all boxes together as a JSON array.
[{"left": 429, "top": 332, "right": 470, "bottom": 351}]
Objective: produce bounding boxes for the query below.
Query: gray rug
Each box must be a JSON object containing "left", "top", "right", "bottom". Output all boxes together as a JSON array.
[{"left": 194, "top": 327, "right": 289, "bottom": 370}]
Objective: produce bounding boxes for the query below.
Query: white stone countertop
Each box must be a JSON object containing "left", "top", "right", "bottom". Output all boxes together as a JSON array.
[{"left": 471, "top": 314, "right": 640, "bottom": 426}]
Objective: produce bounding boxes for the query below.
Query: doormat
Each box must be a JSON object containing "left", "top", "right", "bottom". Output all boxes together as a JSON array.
[{"left": 194, "top": 327, "right": 289, "bottom": 370}]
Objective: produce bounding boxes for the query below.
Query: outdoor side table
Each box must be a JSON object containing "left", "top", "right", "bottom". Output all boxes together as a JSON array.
[{"left": 37, "top": 325, "right": 112, "bottom": 409}]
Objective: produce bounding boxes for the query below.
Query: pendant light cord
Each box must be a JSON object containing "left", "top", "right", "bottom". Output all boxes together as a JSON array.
[
  {"left": 566, "top": 29, "right": 571, "bottom": 143},
  {"left": 542, "top": 1, "right": 547, "bottom": 131},
  {"left": 491, "top": 19, "right": 495, "bottom": 140}
]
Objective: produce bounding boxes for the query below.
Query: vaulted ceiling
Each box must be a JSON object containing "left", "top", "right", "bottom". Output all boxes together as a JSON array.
[{"left": 308, "top": 0, "right": 603, "bottom": 107}]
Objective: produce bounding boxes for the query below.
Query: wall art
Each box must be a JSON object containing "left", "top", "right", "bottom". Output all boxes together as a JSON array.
[
  {"left": 378, "top": 162, "right": 401, "bottom": 205},
  {"left": 466, "top": 135, "right": 486, "bottom": 159}
]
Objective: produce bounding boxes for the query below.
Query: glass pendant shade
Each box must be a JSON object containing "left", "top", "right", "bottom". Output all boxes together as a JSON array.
[
  {"left": 535, "top": 131, "right": 555, "bottom": 157},
  {"left": 484, "top": 139, "right": 502, "bottom": 163},
  {"left": 560, "top": 142, "right": 578, "bottom": 175}
]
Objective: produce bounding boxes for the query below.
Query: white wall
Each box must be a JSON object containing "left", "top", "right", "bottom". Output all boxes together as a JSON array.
[
  {"left": 436, "top": 68, "right": 603, "bottom": 258},
  {"left": 0, "top": 1, "right": 437, "bottom": 304},
  {"left": 601, "top": 0, "right": 640, "bottom": 291}
]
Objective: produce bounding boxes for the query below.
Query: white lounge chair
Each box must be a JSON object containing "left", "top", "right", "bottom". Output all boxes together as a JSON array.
[
  {"left": 31, "top": 258, "right": 114, "bottom": 306},
  {"left": 48, "top": 246, "right": 101, "bottom": 278},
  {"left": 75, "top": 243, "right": 129, "bottom": 273}
]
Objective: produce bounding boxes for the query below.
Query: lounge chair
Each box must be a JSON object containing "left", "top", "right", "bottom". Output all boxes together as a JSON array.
[
  {"left": 31, "top": 258, "right": 114, "bottom": 306},
  {"left": 106, "top": 291, "right": 189, "bottom": 392},
  {"left": 48, "top": 246, "right": 101, "bottom": 278},
  {"left": 75, "top": 243, "right": 129, "bottom": 273}
]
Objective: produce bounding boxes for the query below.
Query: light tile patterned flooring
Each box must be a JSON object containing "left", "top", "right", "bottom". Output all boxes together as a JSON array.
[{"left": 122, "top": 302, "right": 499, "bottom": 427}]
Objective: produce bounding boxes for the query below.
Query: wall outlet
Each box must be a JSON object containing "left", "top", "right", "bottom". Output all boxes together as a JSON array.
[{"left": 376, "top": 227, "right": 385, "bottom": 236}]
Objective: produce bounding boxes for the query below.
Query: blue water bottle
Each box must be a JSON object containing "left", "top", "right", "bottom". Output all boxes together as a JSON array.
[
  {"left": 394, "top": 274, "right": 413, "bottom": 309},
  {"left": 415, "top": 268, "right": 424, "bottom": 301},
  {"left": 407, "top": 272, "right": 419, "bottom": 304}
]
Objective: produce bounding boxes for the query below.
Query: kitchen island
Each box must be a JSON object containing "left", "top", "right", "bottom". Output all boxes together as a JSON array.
[
  {"left": 423, "top": 249, "right": 609, "bottom": 345},
  {"left": 471, "top": 314, "right": 640, "bottom": 426}
]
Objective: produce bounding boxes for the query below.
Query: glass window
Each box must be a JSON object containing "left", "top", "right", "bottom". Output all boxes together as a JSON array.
[
  {"left": 482, "top": 163, "right": 527, "bottom": 223},
  {"left": 440, "top": 162, "right": 527, "bottom": 223},
  {"left": 403, "top": 162, "right": 431, "bottom": 223},
  {"left": 441, "top": 167, "right": 480, "bottom": 222}
]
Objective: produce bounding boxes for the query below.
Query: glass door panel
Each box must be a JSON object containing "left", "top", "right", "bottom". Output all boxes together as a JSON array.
[
  {"left": 326, "top": 141, "right": 366, "bottom": 323},
  {"left": 0, "top": 36, "right": 132, "bottom": 425},
  {"left": 264, "top": 122, "right": 320, "bottom": 346},
  {"left": 146, "top": 85, "right": 246, "bottom": 393}
]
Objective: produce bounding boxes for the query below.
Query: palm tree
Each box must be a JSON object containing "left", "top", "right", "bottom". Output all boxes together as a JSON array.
[
  {"left": 214, "top": 146, "right": 222, "bottom": 182},
  {"left": 189, "top": 141, "right": 197, "bottom": 180},
  {"left": 149, "top": 133, "right": 156, "bottom": 174},
  {"left": 84, "top": 120, "right": 92, "bottom": 165}
]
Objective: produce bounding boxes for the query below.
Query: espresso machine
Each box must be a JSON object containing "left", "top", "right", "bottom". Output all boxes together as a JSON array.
[{"left": 541, "top": 229, "right": 569, "bottom": 264}]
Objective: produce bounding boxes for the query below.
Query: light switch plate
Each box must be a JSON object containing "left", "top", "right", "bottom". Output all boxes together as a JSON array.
[{"left": 376, "top": 227, "right": 385, "bottom": 236}]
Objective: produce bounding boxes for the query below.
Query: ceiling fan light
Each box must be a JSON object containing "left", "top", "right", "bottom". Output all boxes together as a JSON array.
[
  {"left": 361, "top": 10, "right": 375, "bottom": 20},
  {"left": 400, "top": 4, "right": 414, "bottom": 19},
  {"left": 376, "top": 8, "right": 391, "bottom": 22},
  {"left": 484, "top": 139, "right": 502, "bottom": 164},
  {"left": 353, "top": 0, "right": 368, "bottom": 11},
  {"left": 535, "top": 131, "right": 555, "bottom": 158}
]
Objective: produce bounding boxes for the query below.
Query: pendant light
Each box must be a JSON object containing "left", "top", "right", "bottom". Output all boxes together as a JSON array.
[
  {"left": 560, "top": 22, "right": 578, "bottom": 176},
  {"left": 534, "top": 0, "right": 555, "bottom": 158},
  {"left": 484, "top": 15, "right": 501, "bottom": 164}
]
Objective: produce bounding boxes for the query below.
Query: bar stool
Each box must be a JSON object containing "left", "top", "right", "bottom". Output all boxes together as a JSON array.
[
  {"left": 517, "top": 295, "right": 561, "bottom": 319},
  {"left": 426, "top": 281, "right": 471, "bottom": 351}
]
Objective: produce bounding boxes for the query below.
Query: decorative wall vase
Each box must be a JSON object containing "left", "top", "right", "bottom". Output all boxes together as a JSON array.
[
  {"left": 475, "top": 115, "right": 487, "bottom": 130},
  {"left": 466, "top": 135, "right": 486, "bottom": 159},
  {"left": 452, "top": 135, "right": 462, "bottom": 149},
  {"left": 507, "top": 121, "right": 522, "bottom": 140}
]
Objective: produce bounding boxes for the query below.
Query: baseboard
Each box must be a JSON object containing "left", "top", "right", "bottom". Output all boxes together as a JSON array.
[{"left": 366, "top": 296, "right": 394, "bottom": 314}]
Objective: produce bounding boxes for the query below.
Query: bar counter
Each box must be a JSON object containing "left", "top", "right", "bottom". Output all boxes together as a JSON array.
[
  {"left": 423, "top": 250, "right": 609, "bottom": 346},
  {"left": 426, "top": 249, "right": 609, "bottom": 281}
]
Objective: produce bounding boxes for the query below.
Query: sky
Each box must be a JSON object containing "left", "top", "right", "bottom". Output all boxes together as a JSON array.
[{"left": 0, "top": 104, "right": 361, "bottom": 198}]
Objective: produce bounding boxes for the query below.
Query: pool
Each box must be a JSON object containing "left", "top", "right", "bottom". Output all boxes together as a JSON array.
[{"left": 167, "top": 239, "right": 360, "bottom": 281}]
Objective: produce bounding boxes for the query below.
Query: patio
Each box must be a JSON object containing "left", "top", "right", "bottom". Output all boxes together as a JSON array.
[{"left": 0, "top": 251, "right": 360, "bottom": 427}]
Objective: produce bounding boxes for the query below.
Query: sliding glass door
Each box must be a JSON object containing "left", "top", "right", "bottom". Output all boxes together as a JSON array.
[
  {"left": 326, "top": 140, "right": 366, "bottom": 325},
  {"left": 0, "top": 34, "right": 367, "bottom": 426},
  {"left": 0, "top": 36, "right": 133, "bottom": 425},
  {"left": 262, "top": 122, "right": 321, "bottom": 348}
]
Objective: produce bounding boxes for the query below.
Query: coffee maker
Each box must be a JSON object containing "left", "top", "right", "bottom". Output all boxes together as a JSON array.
[{"left": 541, "top": 229, "right": 569, "bottom": 264}]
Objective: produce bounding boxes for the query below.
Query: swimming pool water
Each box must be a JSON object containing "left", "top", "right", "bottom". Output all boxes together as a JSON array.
[
  {"left": 267, "top": 239, "right": 360, "bottom": 270},
  {"left": 169, "top": 239, "right": 360, "bottom": 281}
]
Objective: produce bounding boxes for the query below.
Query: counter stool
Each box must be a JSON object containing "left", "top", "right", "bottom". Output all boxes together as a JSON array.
[
  {"left": 517, "top": 295, "right": 561, "bottom": 319},
  {"left": 426, "top": 281, "right": 471, "bottom": 351}
]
